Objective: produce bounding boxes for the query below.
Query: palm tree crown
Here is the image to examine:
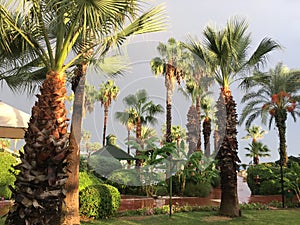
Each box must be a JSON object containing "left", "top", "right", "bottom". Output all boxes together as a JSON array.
[{"left": 240, "top": 62, "right": 300, "bottom": 166}]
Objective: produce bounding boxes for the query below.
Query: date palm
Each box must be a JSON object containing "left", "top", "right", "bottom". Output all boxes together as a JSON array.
[
  {"left": 244, "top": 141, "right": 270, "bottom": 165},
  {"left": 239, "top": 62, "right": 300, "bottom": 166},
  {"left": 151, "top": 38, "right": 189, "bottom": 143},
  {"left": 97, "top": 80, "right": 119, "bottom": 146},
  {"left": 0, "top": 1, "right": 166, "bottom": 224},
  {"left": 116, "top": 89, "right": 164, "bottom": 167},
  {"left": 202, "top": 17, "right": 280, "bottom": 217}
]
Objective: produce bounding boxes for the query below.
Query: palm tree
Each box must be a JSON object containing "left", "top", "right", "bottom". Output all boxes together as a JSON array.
[
  {"left": 97, "top": 80, "right": 119, "bottom": 146},
  {"left": 200, "top": 17, "right": 280, "bottom": 217},
  {"left": 150, "top": 38, "right": 188, "bottom": 143},
  {"left": 201, "top": 95, "right": 215, "bottom": 157},
  {"left": 0, "top": 1, "right": 166, "bottom": 224},
  {"left": 245, "top": 141, "right": 270, "bottom": 165},
  {"left": 240, "top": 62, "right": 300, "bottom": 166},
  {"left": 116, "top": 89, "right": 164, "bottom": 167},
  {"left": 115, "top": 108, "right": 136, "bottom": 157},
  {"left": 242, "top": 125, "right": 267, "bottom": 144}
]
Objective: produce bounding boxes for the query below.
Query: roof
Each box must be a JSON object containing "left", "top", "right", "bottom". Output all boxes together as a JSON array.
[{"left": 93, "top": 144, "right": 134, "bottom": 160}]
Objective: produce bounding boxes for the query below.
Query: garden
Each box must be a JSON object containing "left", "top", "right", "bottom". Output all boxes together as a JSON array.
[{"left": 1, "top": 0, "right": 300, "bottom": 225}]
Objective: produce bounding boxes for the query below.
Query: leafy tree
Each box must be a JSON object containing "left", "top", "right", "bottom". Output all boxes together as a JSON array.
[
  {"left": 0, "top": 1, "right": 166, "bottom": 224},
  {"left": 97, "top": 80, "right": 119, "bottom": 146},
  {"left": 151, "top": 38, "right": 189, "bottom": 143},
  {"left": 244, "top": 141, "right": 271, "bottom": 165},
  {"left": 200, "top": 17, "right": 279, "bottom": 216},
  {"left": 240, "top": 62, "right": 300, "bottom": 166},
  {"left": 116, "top": 89, "right": 164, "bottom": 167}
]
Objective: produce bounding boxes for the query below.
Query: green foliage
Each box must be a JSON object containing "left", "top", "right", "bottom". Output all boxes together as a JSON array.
[
  {"left": 0, "top": 152, "right": 17, "bottom": 199},
  {"left": 88, "top": 155, "right": 122, "bottom": 178},
  {"left": 79, "top": 171, "right": 103, "bottom": 192},
  {"left": 247, "top": 163, "right": 299, "bottom": 196},
  {"left": 183, "top": 180, "right": 212, "bottom": 197},
  {"left": 79, "top": 184, "right": 120, "bottom": 219}
]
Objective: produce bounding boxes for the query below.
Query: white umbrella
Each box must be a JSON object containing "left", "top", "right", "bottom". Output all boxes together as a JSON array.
[{"left": 0, "top": 101, "right": 30, "bottom": 139}]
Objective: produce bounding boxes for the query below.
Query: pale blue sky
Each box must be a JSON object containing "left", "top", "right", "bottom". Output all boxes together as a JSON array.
[{"left": 1, "top": 0, "right": 300, "bottom": 163}]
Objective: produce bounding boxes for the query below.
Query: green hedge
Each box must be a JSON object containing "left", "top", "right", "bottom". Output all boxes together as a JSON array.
[
  {"left": 79, "top": 171, "right": 103, "bottom": 192},
  {"left": 79, "top": 184, "right": 120, "bottom": 219},
  {"left": 0, "top": 152, "right": 17, "bottom": 199},
  {"left": 183, "top": 180, "right": 212, "bottom": 197}
]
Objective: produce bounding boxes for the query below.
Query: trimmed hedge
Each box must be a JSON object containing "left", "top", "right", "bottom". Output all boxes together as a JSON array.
[
  {"left": 79, "top": 184, "right": 120, "bottom": 219},
  {"left": 79, "top": 171, "right": 103, "bottom": 192}
]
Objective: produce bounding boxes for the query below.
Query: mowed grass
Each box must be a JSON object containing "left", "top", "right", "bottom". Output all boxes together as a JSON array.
[{"left": 0, "top": 209, "right": 299, "bottom": 225}]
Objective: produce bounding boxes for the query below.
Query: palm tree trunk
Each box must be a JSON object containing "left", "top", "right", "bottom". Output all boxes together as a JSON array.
[
  {"left": 203, "top": 117, "right": 211, "bottom": 157},
  {"left": 62, "top": 64, "right": 87, "bottom": 225},
  {"left": 275, "top": 113, "right": 288, "bottom": 166},
  {"left": 6, "top": 71, "right": 70, "bottom": 225},
  {"left": 196, "top": 97, "right": 202, "bottom": 151},
  {"left": 135, "top": 117, "right": 142, "bottom": 167},
  {"left": 186, "top": 105, "right": 198, "bottom": 156},
  {"left": 165, "top": 63, "right": 175, "bottom": 144},
  {"left": 103, "top": 106, "right": 109, "bottom": 146},
  {"left": 216, "top": 89, "right": 240, "bottom": 217},
  {"left": 254, "top": 155, "right": 259, "bottom": 165}
]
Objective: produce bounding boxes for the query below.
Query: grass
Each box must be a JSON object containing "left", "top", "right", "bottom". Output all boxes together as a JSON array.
[{"left": 1, "top": 209, "right": 299, "bottom": 225}]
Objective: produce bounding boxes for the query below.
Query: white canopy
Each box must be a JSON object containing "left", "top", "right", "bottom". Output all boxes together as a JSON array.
[{"left": 0, "top": 101, "right": 30, "bottom": 139}]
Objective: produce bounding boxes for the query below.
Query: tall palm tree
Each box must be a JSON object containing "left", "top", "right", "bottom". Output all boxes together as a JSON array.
[
  {"left": 201, "top": 17, "right": 280, "bottom": 217},
  {"left": 0, "top": 1, "right": 166, "bottom": 224},
  {"left": 116, "top": 89, "right": 164, "bottom": 167},
  {"left": 242, "top": 125, "right": 267, "bottom": 144},
  {"left": 150, "top": 38, "right": 188, "bottom": 143},
  {"left": 244, "top": 141, "right": 270, "bottom": 165},
  {"left": 97, "top": 80, "right": 119, "bottom": 146},
  {"left": 239, "top": 62, "right": 300, "bottom": 166}
]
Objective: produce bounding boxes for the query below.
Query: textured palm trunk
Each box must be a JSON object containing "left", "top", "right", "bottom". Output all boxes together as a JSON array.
[
  {"left": 216, "top": 89, "right": 240, "bottom": 217},
  {"left": 195, "top": 97, "right": 202, "bottom": 151},
  {"left": 186, "top": 105, "right": 198, "bottom": 156},
  {"left": 62, "top": 64, "right": 86, "bottom": 225},
  {"left": 135, "top": 117, "right": 142, "bottom": 167},
  {"left": 6, "top": 71, "right": 70, "bottom": 225},
  {"left": 203, "top": 117, "right": 211, "bottom": 157},
  {"left": 102, "top": 106, "right": 109, "bottom": 146},
  {"left": 165, "top": 64, "right": 175, "bottom": 144},
  {"left": 253, "top": 155, "right": 259, "bottom": 165},
  {"left": 275, "top": 112, "right": 288, "bottom": 166}
]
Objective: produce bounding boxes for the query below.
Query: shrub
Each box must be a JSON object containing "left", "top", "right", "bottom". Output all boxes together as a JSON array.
[
  {"left": 88, "top": 155, "right": 122, "bottom": 178},
  {"left": 80, "top": 184, "right": 120, "bottom": 219},
  {"left": 183, "top": 180, "right": 212, "bottom": 197},
  {"left": 259, "top": 180, "right": 281, "bottom": 195},
  {"left": 79, "top": 171, "right": 103, "bottom": 192},
  {"left": 0, "top": 152, "right": 17, "bottom": 199}
]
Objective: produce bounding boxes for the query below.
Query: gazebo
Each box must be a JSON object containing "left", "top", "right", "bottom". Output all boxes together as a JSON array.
[{"left": 0, "top": 101, "right": 30, "bottom": 139}]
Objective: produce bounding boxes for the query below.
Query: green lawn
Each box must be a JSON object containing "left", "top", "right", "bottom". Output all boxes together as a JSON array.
[{"left": 1, "top": 209, "right": 299, "bottom": 224}]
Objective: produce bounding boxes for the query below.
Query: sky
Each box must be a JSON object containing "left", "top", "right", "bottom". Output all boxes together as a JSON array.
[{"left": 1, "top": 0, "right": 300, "bottom": 164}]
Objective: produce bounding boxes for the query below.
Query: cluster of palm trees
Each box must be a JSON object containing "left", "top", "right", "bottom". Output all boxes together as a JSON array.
[{"left": 1, "top": 0, "right": 300, "bottom": 223}]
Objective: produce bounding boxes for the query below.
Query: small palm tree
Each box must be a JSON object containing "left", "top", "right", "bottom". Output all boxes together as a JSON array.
[
  {"left": 242, "top": 125, "right": 267, "bottom": 143},
  {"left": 97, "top": 80, "right": 120, "bottom": 146},
  {"left": 201, "top": 95, "right": 215, "bottom": 157},
  {"left": 244, "top": 141, "right": 270, "bottom": 165},
  {"left": 240, "top": 62, "right": 300, "bottom": 166},
  {"left": 116, "top": 89, "right": 164, "bottom": 167}
]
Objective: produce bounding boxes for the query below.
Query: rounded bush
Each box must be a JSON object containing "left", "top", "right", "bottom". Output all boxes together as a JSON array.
[
  {"left": 0, "top": 152, "right": 17, "bottom": 199},
  {"left": 79, "top": 184, "right": 120, "bottom": 219},
  {"left": 79, "top": 171, "right": 103, "bottom": 192},
  {"left": 183, "top": 181, "right": 212, "bottom": 197}
]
